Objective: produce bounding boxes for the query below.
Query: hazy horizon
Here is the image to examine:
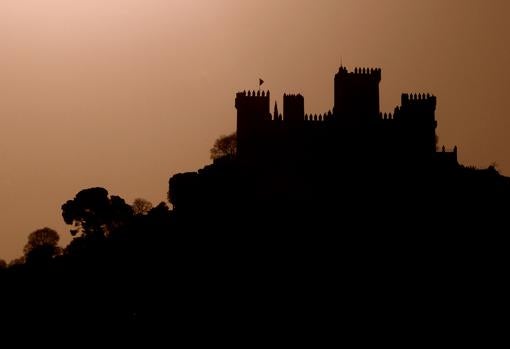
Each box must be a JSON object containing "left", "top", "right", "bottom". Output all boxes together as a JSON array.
[{"left": 1, "top": 0, "right": 510, "bottom": 260}]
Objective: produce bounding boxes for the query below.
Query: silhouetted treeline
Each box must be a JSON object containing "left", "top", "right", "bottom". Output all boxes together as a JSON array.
[{"left": 0, "top": 153, "right": 508, "bottom": 343}]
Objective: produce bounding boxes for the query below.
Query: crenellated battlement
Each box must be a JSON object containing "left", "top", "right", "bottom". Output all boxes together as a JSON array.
[
  {"left": 401, "top": 93, "right": 436, "bottom": 105},
  {"left": 337, "top": 66, "right": 382, "bottom": 80},
  {"left": 304, "top": 111, "right": 332, "bottom": 122},
  {"left": 236, "top": 90, "right": 270, "bottom": 98},
  {"left": 353, "top": 67, "right": 381, "bottom": 76},
  {"left": 235, "top": 90, "right": 270, "bottom": 111},
  {"left": 379, "top": 112, "right": 395, "bottom": 120},
  {"left": 400, "top": 93, "right": 437, "bottom": 116}
]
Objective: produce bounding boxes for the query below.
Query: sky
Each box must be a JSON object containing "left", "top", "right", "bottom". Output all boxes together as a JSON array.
[{"left": 0, "top": 0, "right": 509, "bottom": 260}]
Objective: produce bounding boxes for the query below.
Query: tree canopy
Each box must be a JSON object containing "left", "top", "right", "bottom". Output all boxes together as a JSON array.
[
  {"left": 132, "top": 198, "right": 153, "bottom": 216},
  {"left": 210, "top": 132, "right": 236, "bottom": 160},
  {"left": 61, "top": 187, "right": 133, "bottom": 239},
  {"left": 23, "top": 227, "right": 61, "bottom": 264}
]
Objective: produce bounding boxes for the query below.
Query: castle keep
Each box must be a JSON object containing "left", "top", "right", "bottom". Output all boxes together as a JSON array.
[{"left": 235, "top": 66, "right": 457, "bottom": 167}]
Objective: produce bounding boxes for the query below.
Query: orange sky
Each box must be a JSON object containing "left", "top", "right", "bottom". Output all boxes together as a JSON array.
[{"left": 1, "top": 0, "right": 509, "bottom": 260}]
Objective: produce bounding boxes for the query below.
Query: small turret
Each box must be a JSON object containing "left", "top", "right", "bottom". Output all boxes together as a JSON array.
[{"left": 274, "top": 101, "right": 279, "bottom": 121}]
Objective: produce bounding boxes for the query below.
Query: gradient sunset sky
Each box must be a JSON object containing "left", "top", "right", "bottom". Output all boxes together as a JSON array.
[{"left": 1, "top": 0, "right": 509, "bottom": 260}]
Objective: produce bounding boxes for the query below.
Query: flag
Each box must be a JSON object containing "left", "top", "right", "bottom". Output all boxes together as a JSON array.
[{"left": 259, "top": 78, "right": 264, "bottom": 87}]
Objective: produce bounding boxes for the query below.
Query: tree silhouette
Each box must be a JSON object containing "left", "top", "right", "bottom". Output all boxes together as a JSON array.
[
  {"left": 8, "top": 257, "right": 25, "bottom": 267},
  {"left": 210, "top": 132, "right": 237, "bottom": 160},
  {"left": 0, "top": 259, "right": 6, "bottom": 269},
  {"left": 132, "top": 198, "right": 153, "bottom": 216},
  {"left": 23, "top": 228, "right": 60, "bottom": 255},
  {"left": 23, "top": 227, "right": 62, "bottom": 264},
  {"left": 62, "top": 187, "right": 133, "bottom": 239},
  {"left": 148, "top": 201, "right": 170, "bottom": 218}
]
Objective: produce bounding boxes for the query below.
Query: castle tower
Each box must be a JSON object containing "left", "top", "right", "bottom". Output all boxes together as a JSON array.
[
  {"left": 398, "top": 93, "right": 438, "bottom": 155},
  {"left": 235, "top": 90, "right": 271, "bottom": 161},
  {"left": 334, "top": 66, "right": 381, "bottom": 123},
  {"left": 283, "top": 94, "right": 305, "bottom": 124}
]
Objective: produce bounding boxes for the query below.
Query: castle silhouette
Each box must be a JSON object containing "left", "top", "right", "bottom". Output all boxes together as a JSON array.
[
  {"left": 235, "top": 66, "right": 458, "bottom": 168},
  {"left": 2, "top": 64, "right": 508, "bottom": 341}
]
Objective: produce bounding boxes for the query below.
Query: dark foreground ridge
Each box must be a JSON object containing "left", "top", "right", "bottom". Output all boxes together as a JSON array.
[{"left": 1, "top": 66, "right": 508, "bottom": 343}]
